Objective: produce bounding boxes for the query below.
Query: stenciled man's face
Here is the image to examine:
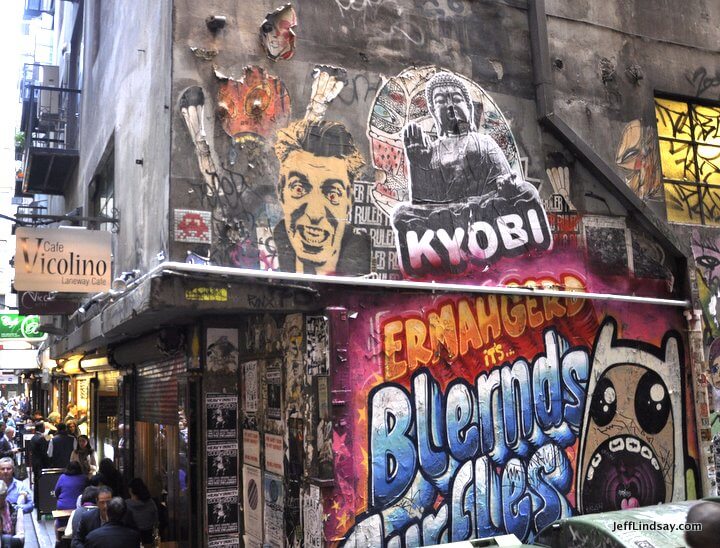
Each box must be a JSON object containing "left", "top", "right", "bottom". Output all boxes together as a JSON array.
[
  {"left": 279, "top": 150, "right": 352, "bottom": 274},
  {"left": 432, "top": 85, "right": 471, "bottom": 136}
]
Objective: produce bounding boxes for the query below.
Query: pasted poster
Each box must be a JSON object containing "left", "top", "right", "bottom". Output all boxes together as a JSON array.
[
  {"left": 306, "top": 316, "right": 329, "bottom": 377},
  {"left": 367, "top": 66, "right": 551, "bottom": 279},
  {"left": 243, "top": 429, "right": 261, "bottom": 467},
  {"left": 324, "top": 291, "right": 694, "bottom": 546},
  {"left": 266, "top": 359, "right": 282, "bottom": 421},
  {"left": 264, "top": 472, "right": 285, "bottom": 547},
  {"left": 207, "top": 394, "right": 238, "bottom": 440},
  {"left": 302, "top": 484, "right": 322, "bottom": 548},
  {"left": 206, "top": 328, "right": 239, "bottom": 373},
  {"left": 265, "top": 433, "right": 284, "bottom": 475},
  {"left": 243, "top": 361, "right": 259, "bottom": 414},
  {"left": 208, "top": 537, "right": 240, "bottom": 548},
  {"left": 207, "top": 441, "right": 238, "bottom": 489},
  {"left": 243, "top": 464, "right": 263, "bottom": 542},
  {"left": 207, "top": 489, "right": 239, "bottom": 536}
]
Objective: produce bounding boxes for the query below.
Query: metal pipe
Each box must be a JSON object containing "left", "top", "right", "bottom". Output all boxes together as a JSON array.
[{"left": 148, "top": 261, "right": 689, "bottom": 308}]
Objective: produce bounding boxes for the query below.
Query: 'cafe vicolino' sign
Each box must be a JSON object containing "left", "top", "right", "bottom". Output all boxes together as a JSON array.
[{"left": 14, "top": 228, "right": 112, "bottom": 292}]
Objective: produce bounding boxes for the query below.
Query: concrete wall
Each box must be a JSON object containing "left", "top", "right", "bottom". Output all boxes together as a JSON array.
[{"left": 72, "top": 0, "right": 172, "bottom": 276}]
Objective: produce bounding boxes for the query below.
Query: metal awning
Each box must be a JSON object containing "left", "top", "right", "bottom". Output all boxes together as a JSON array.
[{"left": 47, "top": 261, "right": 691, "bottom": 361}]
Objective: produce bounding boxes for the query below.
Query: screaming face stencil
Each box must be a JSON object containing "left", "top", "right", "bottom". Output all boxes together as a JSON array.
[{"left": 576, "top": 319, "right": 684, "bottom": 514}]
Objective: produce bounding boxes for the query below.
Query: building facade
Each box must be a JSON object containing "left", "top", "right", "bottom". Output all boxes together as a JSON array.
[{"left": 14, "top": 0, "right": 720, "bottom": 546}]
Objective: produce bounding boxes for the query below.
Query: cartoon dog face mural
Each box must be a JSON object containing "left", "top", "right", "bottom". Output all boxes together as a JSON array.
[{"left": 576, "top": 319, "right": 684, "bottom": 514}]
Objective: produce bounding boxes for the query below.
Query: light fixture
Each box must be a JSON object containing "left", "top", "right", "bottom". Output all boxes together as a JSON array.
[
  {"left": 206, "top": 15, "right": 227, "bottom": 32},
  {"left": 62, "top": 354, "right": 83, "bottom": 375},
  {"left": 80, "top": 352, "right": 113, "bottom": 372}
]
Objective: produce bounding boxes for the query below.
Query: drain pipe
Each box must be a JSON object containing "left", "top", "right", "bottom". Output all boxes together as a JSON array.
[{"left": 146, "top": 261, "right": 689, "bottom": 307}]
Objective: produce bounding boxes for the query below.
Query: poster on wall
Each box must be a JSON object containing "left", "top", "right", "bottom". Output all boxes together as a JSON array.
[
  {"left": 206, "top": 394, "right": 237, "bottom": 440},
  {"left": 207, "top": 489, "right": 239, "bottom": 536},
  {"left": 207, "top": 441, "right": 238, "bottom": 488},
  {"left": 283, "top": 313, "right": 304, "bottom": 419},
  {"left": 263, "top": 473, "right": 285, "bottom": 548},
  {"left": 208, "top": 537, "right": 240, "bottom": 548},
  {"left": 302, "top": 484, "right": 322, "bottom": 548},
  {"left": 264, "top": 433, "right": 284, "bottom": 475},
  {"left": 243, "top": 429, "right": 260, "bottom": 467},
  {"left": 266, "top": 359, "right": 282, "bottom": 420},
  {"left": 242, "top": 464, "right": 263, "bottom": 542},
  {"left": 305, "top": 316, "right": 329, "bottom": 377},
  {"left": 242, "top": 361, "right": 259, "bottom": 413},
  {"left": 206, "top": 328, "right": 239, "bottom": 374}
]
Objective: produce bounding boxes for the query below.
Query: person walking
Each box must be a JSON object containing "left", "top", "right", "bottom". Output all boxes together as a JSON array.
[
  {"left": 71, "top": 436, "right": 97, "bottom": 477},
  {"left": 47, "top": 423, "right": 77, "bottom": 469},
  {"left": 0, "top": 427, "right": 18, "bottom": 461},
  {"left": 28, "top": 421, "right": 48, "bottom": 482}
]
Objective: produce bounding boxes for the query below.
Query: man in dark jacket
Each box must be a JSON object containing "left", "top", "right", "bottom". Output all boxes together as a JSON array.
[
  {"left": 47, "top": 423, "right": 76, "bottom": 469},
  {"left": 29, "top": 422, "right": 48, "bottom": 473},
  {"left": 0, "top": 426, "right": 18, "bottom": 460},
  {"left": 71, "top": 486, "right": 112, "bottom": 548},
  {"left": 84, "top": 497, "right": 140, "bottom": 548}
]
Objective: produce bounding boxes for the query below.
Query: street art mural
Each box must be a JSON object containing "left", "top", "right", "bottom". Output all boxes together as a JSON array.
[
  {"left": 327, "top": 294, "right": 692, "bottom": 545},
  {"left": 273, "top": 120, "right": 370, "bottom": 275},
  {"left": 691, "top": 229, "right": 720, "bottom": 344},
  {"left": 260, "top": 4, "right": 297, "bottom": 62},
  {"left": 173, "top": 39, "right": 696, "bottom": 547},
  {"left": 615, "top": 119, "right": 661, "bottom": 201},
  {"left": 389, "top": 70, "right": 552, "bottom": 277},
  {"left": 177, "top": 63, "right": 679, "bottom": 297}
]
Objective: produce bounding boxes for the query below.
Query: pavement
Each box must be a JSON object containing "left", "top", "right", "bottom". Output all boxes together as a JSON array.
[{"left": 22, "top": 509, "right": 56, "bottom": 548}]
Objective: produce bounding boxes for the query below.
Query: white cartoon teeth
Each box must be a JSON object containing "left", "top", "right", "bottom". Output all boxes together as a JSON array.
[
  {"left": 609, "top": 438, "right": 625, "bottom": 452},
  {"left": 587, "top": 437, "right": 660, "bottom": 480}
]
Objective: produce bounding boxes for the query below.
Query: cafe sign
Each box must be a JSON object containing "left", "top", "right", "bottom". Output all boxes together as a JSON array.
[
  {"left": 0, "top": 314, "right": 44, "bottom": 341},
  {"left": 14, "top": 228, "right": 111, "bottom": 292}
]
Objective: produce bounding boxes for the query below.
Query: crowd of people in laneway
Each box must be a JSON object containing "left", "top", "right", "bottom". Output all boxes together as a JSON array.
[{"left": 0, "top": 396, "right": 160, "bottom": 547}]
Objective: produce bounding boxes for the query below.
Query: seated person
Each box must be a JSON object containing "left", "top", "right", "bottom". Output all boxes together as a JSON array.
[
  {"left": 0, "top": 480, "right": 24, "bottom": 547},
  {"left": 0, "top": 459, "right": 32, "bottom": 514}
]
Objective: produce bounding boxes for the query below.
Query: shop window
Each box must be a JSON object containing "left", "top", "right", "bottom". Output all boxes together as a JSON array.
[
  {"left": 655, "top": 97, "right": 720, "bottom": 225},
  {"left": 88, "top": 145, "right": 115, "bottom": 232}
]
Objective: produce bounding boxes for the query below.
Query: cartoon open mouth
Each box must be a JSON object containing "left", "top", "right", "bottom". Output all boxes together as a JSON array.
[
  {"left": 582, "top": 435, "right": 665, "bottom": 512},
  {"left": 297, "top": 225, "right": 331, "bottom": 252}
]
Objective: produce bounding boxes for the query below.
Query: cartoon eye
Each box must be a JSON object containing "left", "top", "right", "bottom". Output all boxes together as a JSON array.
[
  {"left": 324, "top": 186, "right": 344, "bottom": 205},
  {"left": 590, "top": 377, "right": 616, "bottom": 427},
  {"left": 287, "top": 179, "right": 308, "bottom": 199},
  {"left": 634, "top": 371, "right": 670, "bottom": 435},
  {"left": 697, "top": 255, "right": 720, "bottom": 271}
]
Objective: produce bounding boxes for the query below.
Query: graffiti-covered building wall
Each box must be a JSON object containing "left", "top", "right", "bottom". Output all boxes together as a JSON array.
[
  {"left": 162, "top": 0, "right": 705, "bottom": 546},
  {"left": 38, "top": 0, "right": 720, "bottom": 546}
]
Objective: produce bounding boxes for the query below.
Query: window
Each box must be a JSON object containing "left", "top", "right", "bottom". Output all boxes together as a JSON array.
[
  {"left": 89, "top": 148, "right": 114, "bottom": 232},
  {"left": 655, "top": 97, "right": 720, "bottom": 225}
]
